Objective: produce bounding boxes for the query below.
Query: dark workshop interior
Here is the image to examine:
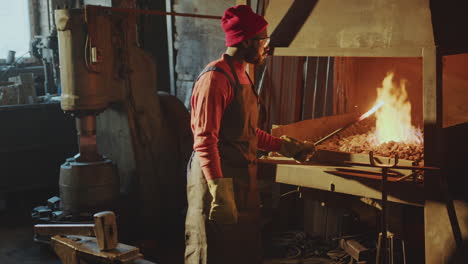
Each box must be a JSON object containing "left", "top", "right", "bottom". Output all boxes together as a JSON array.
[{"left": 1, "top": 0, "right": 468, "bottom": 264}]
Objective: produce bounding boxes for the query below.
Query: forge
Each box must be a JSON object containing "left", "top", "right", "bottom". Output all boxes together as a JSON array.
[
  {"left": 318, "top": 70, "right": 424, "bottom": 166},
  {"left": 257, "top": 0, "right": 468, "bottom": 263}
]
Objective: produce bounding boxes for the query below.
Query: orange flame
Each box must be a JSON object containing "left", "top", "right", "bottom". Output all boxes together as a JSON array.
[{"left": 373, "top": 73, "right": 422, "bottom": 145}]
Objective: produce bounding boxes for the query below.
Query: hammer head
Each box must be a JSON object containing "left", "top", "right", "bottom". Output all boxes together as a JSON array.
[{"left": 93, "top": 211, "right": 118, "bottom": 251}]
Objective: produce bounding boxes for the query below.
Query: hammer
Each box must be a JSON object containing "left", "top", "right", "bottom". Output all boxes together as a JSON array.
[{"left": 34, "top": 211, "right": 118, "bottom": 251}]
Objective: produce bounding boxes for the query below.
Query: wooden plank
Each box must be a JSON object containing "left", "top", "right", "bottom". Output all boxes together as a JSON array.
[{"left": 442, "top": 53, "right": 468, "bottom": 128}]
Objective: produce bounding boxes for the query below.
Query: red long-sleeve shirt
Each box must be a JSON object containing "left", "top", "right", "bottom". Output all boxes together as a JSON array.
[{"left": 191, "top": 54, "right": 282, "bottom": 180}]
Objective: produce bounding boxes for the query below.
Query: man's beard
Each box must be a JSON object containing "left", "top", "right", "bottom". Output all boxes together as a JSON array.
[{"left": 244, "top": 48, "right": 266, "bottom": 65}]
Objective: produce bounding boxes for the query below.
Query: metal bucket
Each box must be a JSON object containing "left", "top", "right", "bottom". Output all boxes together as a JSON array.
[{"left": 6, "top": 50, "right": 16, "bottom": 64}]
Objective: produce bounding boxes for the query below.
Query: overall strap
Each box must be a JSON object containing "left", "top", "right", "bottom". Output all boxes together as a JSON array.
[
  {"left": 245, "top": 71, "right": 259, "bottom": 98},
  {"left": 225, "top": 55, "right": 241, "bottom": 88},
  {"left": 195, "top": 66, "right": 236, "bottom": 88}
]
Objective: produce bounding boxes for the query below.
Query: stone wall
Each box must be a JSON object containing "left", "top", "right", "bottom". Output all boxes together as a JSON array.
[{"left": 173, "top": 0, "right": 235, "bottom": 107}]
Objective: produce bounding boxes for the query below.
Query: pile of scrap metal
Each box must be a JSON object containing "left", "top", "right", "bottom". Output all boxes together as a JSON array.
[
  {"left": 264, "top": 231, "right": 334, "bottom": 261},
  {"left": 263, "top": 230, "right": 403, "bottom": 264},
  {"left": 31, "top": 196, "right": 64, "bottom": 225}
]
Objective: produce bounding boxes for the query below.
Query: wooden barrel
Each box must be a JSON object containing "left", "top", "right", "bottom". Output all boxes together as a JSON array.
[{"left": 59, "top": 158, "right": 119, "bottom": 214}]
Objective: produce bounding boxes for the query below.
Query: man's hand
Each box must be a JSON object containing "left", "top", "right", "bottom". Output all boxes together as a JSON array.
[
  {"left": 206, "top": 178, "right": 238, "bottom": 224},
  {"left": 279, "top": 135, "right": 316, "bottom": 162}
]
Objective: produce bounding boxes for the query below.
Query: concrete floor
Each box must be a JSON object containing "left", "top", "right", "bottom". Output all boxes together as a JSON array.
[
  {"left": 0, "top": 189, "right": 336, "bottom": 264},
  {"left": 0, "top": 226, "right": 60, "bottom": 264},
  {"left": 0, "top": 189, "right": 186, "bottom": 264},
  {"left": 0, "top": 190, "right": 61, "bottom": 264}
]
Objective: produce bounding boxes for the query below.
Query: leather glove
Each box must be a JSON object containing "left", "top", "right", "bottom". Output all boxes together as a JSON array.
[
  {"left": 206, "top": 178, "right": 238, "bottom": 224},
  {"left": 279, "top": 135, "right": 316, "bottom": 162}
]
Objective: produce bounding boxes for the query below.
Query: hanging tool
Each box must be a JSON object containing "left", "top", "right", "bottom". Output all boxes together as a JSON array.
[{"left": 313, "top": 101, "right": 384, "bottom": 146}]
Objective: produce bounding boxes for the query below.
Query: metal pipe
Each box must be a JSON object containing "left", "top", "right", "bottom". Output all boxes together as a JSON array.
[
  {"left": 379, "top": 167, "right": 389, "bottom": 264},
  {"left": 322, "top": 56, "right": 331, "bottom": 116},
  {"left": 75, "top": 115, "right": 101, "bottom": 162},
  {"left": 76, "top": 115, "right": 96, "bottom": 136},
  {"left": 47, "top": 0, "right": 51, "bottom": 32},
  {"left": 166, "top": 0, "right": 176, "bottom": 96},
  {"left": 311, "top": 57, "right": 320, "bottom": 119},
  {"left": 301, "top": 57, "right": 309, "bottom": 120}
]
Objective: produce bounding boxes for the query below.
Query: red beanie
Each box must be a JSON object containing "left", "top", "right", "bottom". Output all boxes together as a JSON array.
[{"left": 221, "top": 5, "right": 268, "bottom": 47}]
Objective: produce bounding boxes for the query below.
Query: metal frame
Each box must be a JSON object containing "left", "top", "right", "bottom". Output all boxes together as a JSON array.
[{"left": 262, "top": 1, "right": 452, "bottom": 262}]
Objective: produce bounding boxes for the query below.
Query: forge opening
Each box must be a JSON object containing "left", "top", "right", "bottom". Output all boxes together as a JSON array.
[{"left": 324, "top": 57, "right": 424, "bottom": 162}]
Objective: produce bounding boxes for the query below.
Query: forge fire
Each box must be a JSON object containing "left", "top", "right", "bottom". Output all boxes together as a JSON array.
[{"left": 320, "top": 73, "right": 424, "bottom": 165}]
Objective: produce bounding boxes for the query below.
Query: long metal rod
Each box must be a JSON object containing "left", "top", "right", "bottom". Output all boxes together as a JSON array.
[
  {"left": 314, "top": 101, "right": 384, "bottom": 146},
  {"left": 46, "top": 0, "right": 51, "bottom": 32},
  {"left": 379, "top": 167, "right": 389, "bottom": 264},
  {"left": 313, "top": 121, "right": 354, "bottom": 146},
  {"left": 86, "top": 5, "right": 222, "bottom": 19},
  {"left": 344, "top": 161, "right": 439, "bottom": 171},
  {"left": 165, "top": 0, "right": 176, "bottom": 95}
]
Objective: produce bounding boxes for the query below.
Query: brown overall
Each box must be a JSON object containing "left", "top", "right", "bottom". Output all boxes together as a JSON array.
[{"left": 185, "top": 56, "right": 262, "bottom": 264}]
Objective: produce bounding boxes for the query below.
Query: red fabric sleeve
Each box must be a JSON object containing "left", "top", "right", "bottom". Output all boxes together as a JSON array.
[
  {"left": 256, "top": 128, "right": 282, "bottom": 152},
  {"left": 191, "top": 71, "right": 234, "bottom": 180}
]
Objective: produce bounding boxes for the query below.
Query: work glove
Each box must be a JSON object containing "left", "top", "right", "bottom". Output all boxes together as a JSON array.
[
  {"left": 206, "top": 178, "right": 238, "bottom": 224},
  {"left": 279, "top": 135, "right": 316, "bottom": 162}
]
